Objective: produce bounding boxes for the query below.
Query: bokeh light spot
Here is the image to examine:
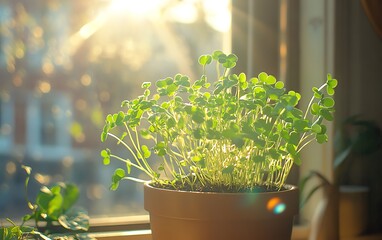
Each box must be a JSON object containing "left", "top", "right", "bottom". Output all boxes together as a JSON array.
[
  {"left": 6, "top": 161, "right": 16, "bottom": 175},
  {"left": 267, "top": 197, "right": 286, "bottom": 215},
  {"left": 42, "top": 61, "right": 54, "bottom": 75},
  {"left": 81, "top": 74, "right": 92, "bottom": 86},
  {"left": 38, "top": 81, "right": 51, "bottom": 93},
  {"left": 13, "top": 75, "right": 23, "bottom": 87},
  {"left": 274, "top": 203, "right": 286, "bottom": 214},
  {"left": 34, "top": 173, "right": 52, "bottom": 185}
]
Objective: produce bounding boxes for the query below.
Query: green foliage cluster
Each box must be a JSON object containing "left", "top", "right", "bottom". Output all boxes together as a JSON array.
[
  {"left": 101, "top": 50, "right": 337, "bottom": 192},
  {"left": 0, "top": 166, "right": 90, "bottom": 240}
]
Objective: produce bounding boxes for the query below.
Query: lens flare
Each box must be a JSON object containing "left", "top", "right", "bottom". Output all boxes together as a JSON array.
[{"left": 267, "top": 197, "right": 286, "bottom": 215}]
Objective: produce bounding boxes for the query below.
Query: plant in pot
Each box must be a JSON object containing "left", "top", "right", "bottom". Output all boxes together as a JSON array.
[
  {"left": 100, "top": 50, "right": 337, "bottom": 240},
  {"left": 300, "top": 115, "right": 382, "bottom": 239},
  {"left": 0, "top": 165, "right": 91, "bottom": 240}
]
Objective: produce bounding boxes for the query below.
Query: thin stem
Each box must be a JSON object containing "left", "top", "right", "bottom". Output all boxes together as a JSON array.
[
  {"left": 303, "top": 83, "right": 327, "bottom": 119},
  {"left": 110, "top": 154, "right": 154, "bottom": 178},
  {"left": 107, "top": 132, "right": 146, "bottom": 171},
  {"left": 297, "top": 137, "right": 316, "bottom": 153}
]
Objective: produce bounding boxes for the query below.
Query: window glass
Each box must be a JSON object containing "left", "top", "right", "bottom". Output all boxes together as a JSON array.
[{"left": 0, "top": 0, "right": 231, "bottom": 219}]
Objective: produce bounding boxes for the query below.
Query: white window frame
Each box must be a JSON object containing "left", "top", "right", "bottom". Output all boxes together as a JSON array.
[
  {"left": 0, "top": 93, "right": 14, "bottom": 154},
  {"left": 25, "top": 91, "right": 78, "bottom": 161},
  {"left": 298, "top": 0, "right": 335, "bottom": 221}
]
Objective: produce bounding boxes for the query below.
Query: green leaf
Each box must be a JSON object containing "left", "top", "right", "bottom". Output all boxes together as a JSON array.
[
  {"left": 238, "top": 72, "right": 246, "bottom": 83},
  {"left": 156, "top": 79, "right": 167, "bottom": 88},
  {"left": 223, "top": 60, "right": 236, "bottom": 68},
  {"left": 287, "top": 144, "right": 297, "bottom": 156},
  {"left": 193, "top": 128, "right": 204, "bottom": 139},
  {"left": 269, "top": 149, "right": 281, "bottom": 160},
  {"left": 327, "top": 78, "right": 338, "bottom": 88},
  {"left": 36, "top": 186, "right": 64, "bottom": 220},
  {"left": 198, "top": 55, "right": 212, "bottom": 66},
  {"left": 327, "top": 86, "right": 335, "bottom": 95},
  {"left": 106, "top": 114, "right": 113, "bottom": 123},
  {"left": 258, "top": 72, "right": 268, "bottom": 82},
  {"left": 265, "top": 75, "right": 277, "bottom": 85},
  {"left": 316, "top": 133, "right": 328, "bottom": 143},
  {"left": 154, "top": 142, "right": 167, "bottom": 156},
  {"left": 111, "top": 168, "right": 126, "bottom": 190},
  {"left": 140, "top": 129, "right": 152, "bottom": 139},
  {"left": 140, "top": 100, "right": 153, "bottom": 110},
  {"left": 252, "top": 155, "right": 266, "bottom": 163},
  {"left": 178, "top": 75, "right": 191, "bottom": 87},
  {"left": 141, "top": 82, "right": 151, "bottom": 89},
  {"left": 212, "top": 50, "right": 224, "bottom": 60},
  {"left": 293, "top": 155, "right": 302, "bottom": 166},
  {"left": 192, "top": 155, "right": 203, "bottom": 162},
  {"left": 320, "top": 109, "right": 334, "bottom": 121},
  {"left": 114, "top": 168, "right": 125, "bottom": 178},
  {"left": 144, "top": 89, "right": 150, "bottom": 97},
  {"left": 312, "top": 87, "right": 323, "bottom": 99},
  {"left": 191, "top": 108, "right": 205, "bottom": 124},
  {"left": 310, "top": 103, "right": 320, "bottom": 115},
  {"left": 251, "top": 77, "right": 259, "bottom": 84},
  {"left": 289, "top": 131, "right": 300, "bottom": 145},
  {"left": 121, "top": 100, "right": 129, "bottom": 107},
  {"left": 311, "top": 124, "right": 322, "bottom": 133},
  {"left": 101, "top": 149, "right": 111, "bottom": 165},
  {"left": 58, "top": 207, "right": 89, "bottom": 231},
  {"left": 217, "top": 53, "right": 227, "bottom": 63},
  {"left": 293, "top": 119, "right": 309, "bottom": 132},
  {"left": 62, "top": 183, "right": 79, "bottom": 212},
  {"left": 275, "top": 81, "right": 284, "bottom": 89},
  {"left": 232, "top": 137, "right": 245, "bottom": 148},
  {"left": 322, "top": 97, "right": 335, "bottom": 108},
  {"left": 167, "top": 83, "right": 178, "bottom": 96},
  {"left": 227, "top": 53, "right": 238, "bottom": 62},
  {"left": 222, "top": 165, "right": 234, "bottom": 174},
  {"left": 141, "top": 145, "right": 151, "bottom": 158}
]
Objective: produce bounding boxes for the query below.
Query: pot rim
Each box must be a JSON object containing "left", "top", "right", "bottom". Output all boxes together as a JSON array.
[
  {"left": 144, "top": 182, "right": 299, "bottom": 220},
  {"left": 144, "top": 181, "right": 298, "bottom": 195}
]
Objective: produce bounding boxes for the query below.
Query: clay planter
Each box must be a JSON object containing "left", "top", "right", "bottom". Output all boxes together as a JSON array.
[
  {"left": 339, "top": 186, "right": 369, "bottom": 238},
  {"left": 144, "top": 183, "right": 299, "bottom": 240}
]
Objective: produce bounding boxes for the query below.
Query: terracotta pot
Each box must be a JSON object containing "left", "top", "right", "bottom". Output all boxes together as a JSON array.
[
  {"left": 339, "top": 185, "right": 369, "bottom": 238},
  {"left": 144, "top": 183, "right": 299, "bottom": 240}
]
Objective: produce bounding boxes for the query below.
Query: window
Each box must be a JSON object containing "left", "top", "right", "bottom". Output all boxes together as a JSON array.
[
  {"left": 1, "top": 2, "right": 337, "bottom": 238},
  {"left": 0, "top": 0, "right": 231, "bottom": 221},
  {"left": 0, "top": 92, "right": 13, "bottom": 153},
  {"left": 25, "top": 91, "right": 74, "bottom": 160}
]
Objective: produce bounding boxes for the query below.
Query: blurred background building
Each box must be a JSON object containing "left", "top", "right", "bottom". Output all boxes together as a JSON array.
[{"left": 0, "top": 0, "right": 230, "bottom": 218}]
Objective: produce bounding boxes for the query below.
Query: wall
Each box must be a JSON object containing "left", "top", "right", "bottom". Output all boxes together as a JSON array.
[
  {"left": 335, "top": 0, "right": 382, "bottom": 126},
  {"left": 335, "top": 0, "right": 382, "bottom": 233}
]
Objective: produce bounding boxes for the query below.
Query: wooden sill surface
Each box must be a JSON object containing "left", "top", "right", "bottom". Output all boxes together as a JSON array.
[
  {"left": 88, "top": 227, "right": 382, "bottom": 240},
  {"left": 89, "top": 229, "right": 152, "bottom": 240},
  {"left": 90, "top": 224, "right": 306, "bottom": 240}
]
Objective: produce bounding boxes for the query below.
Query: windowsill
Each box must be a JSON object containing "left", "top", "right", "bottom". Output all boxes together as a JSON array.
[
  {"left": 89, "top": 229, "right": 152, "bottom": 240},
  {"left": 88, "top": 220, "right": 309, "bottom": 240},
  {"left": 87, "top": 221, "right": 382, "bottom": 240},
  {"left": 89, "top": 215, "right": 151, "bottom": 233}
]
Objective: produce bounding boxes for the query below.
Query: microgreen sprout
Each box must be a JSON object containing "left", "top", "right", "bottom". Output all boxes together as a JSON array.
[{"left": 101, "top": 50, "right": 337, "bottom": 192}]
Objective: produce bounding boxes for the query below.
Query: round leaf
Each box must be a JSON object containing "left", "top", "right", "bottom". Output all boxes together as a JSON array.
[
  {"left": 198, "top": 55, "right": 212, "bottom": 66},
  {"left": 322, "top": 97, "right": 335, "bottom": 108},
  {"left": 265, "top": 75, "right": 277, "bottom": 85}
]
